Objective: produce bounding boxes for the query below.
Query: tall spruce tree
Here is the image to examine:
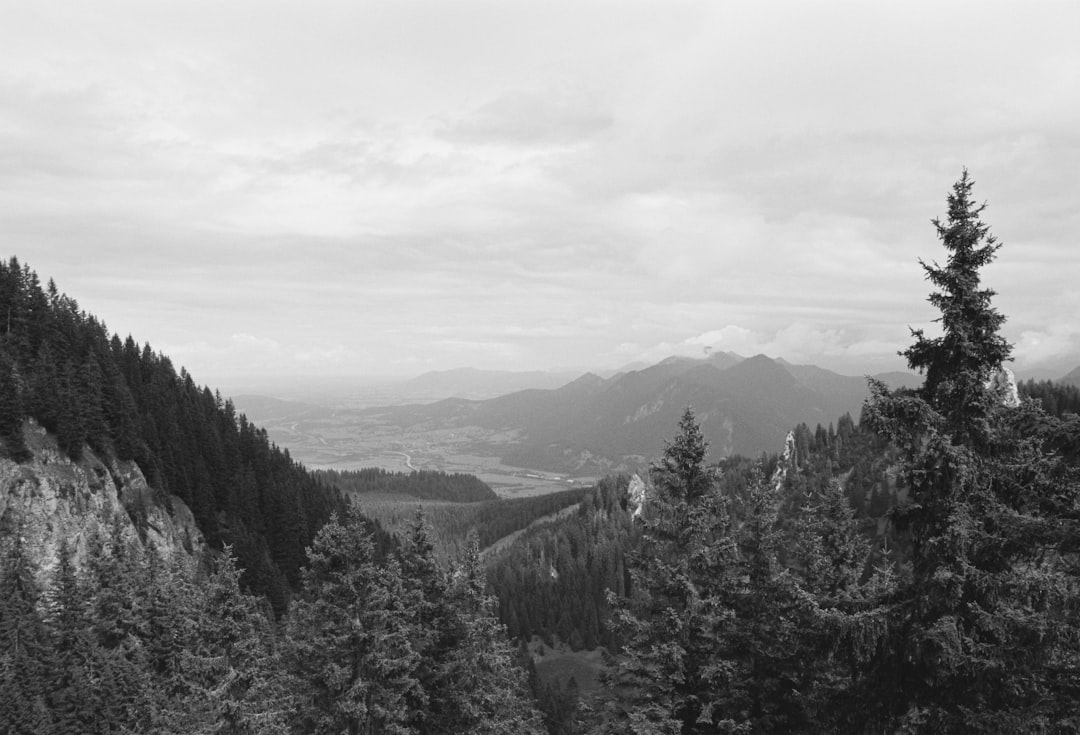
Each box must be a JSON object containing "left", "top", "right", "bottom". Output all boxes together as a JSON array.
[
  {"left": 840, "top": 171, "right": 1080, "bottom": 732},
  {"left": 286, "top": 508, "right": 424, "bottom": 735},
  {"left": 398, "top": 510, "right": 456, "bottom": 734},
  {"left": 436, "top": 530, "right": 546, "bottom": 735},
  {"left": 599, "top": 407, "right": 743, "bottom": 734}
]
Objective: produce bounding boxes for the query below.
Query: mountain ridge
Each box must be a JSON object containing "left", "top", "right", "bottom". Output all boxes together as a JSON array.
[{"left": 356, "top": 354, "right": 920, "bottom": 474}]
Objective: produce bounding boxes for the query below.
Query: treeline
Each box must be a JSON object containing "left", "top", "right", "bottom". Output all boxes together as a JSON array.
[
  {"left": 0, "top": 257, "right": 344, "bottom": 611},
  {"left": 0, "top": 507, "right": 544, "bottom": 734},
  {"left": 315, "top": 466, "right": 498, "bottom": 502},
  {"left": 1020, "top": 378, "right": 1080, "bottom": 417}
]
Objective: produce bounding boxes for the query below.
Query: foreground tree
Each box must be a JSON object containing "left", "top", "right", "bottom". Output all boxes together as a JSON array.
[
  {"left": 600, "top": 408, "right": 836, "bottom": 733},
  {"left": 287, "top": 508, "right": 424, "bottom": 735},
  {"left": 435, "top": 530, "right": 546, "bottom": 735},
  {"left": 599, "top": 407, "right": 745, "bottom": 733},
  {"left": 0, "top": 527, "right": 52, "bottom": 733},
  {"left": 840, "top": 171, "right": 1080, "bottom": 732}
]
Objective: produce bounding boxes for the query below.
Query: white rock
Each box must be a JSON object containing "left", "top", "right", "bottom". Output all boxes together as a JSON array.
[{"left": 1, "top": 420, "right": 205, "bottom": 583}]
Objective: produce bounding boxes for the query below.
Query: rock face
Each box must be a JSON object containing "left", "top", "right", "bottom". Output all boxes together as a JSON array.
[
  {"left": 771, "top": 430, "right": 797, "bottom": 492},
  {"left": 987, "top": 366, "right": 1021, "bottom": 408},
  {"left": 628, "top": 473, "right": 649, "bottom": 519},
  {"left": 0, "top": 420, "right": 205, "bottom": 582}
]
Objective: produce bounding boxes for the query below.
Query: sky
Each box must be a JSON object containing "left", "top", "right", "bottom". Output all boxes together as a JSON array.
[{"left": 3, "top": 1, "right": 1079, "bottom": 391}]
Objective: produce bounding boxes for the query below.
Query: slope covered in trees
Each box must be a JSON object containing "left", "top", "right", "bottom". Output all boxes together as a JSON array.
[
  {"left": 354, "top": 486, "right": 589, "bottom": 564},
  {"left": 0, "top": 506, "right": 544, "bottom": 734},
  {"left": 486, "top": 475, "right": 641, "bottom": 651},
  {"left": 315, "top": 466, "right": 499, "bottom": 502},
  {"left": 0, "top": 258, "right": 345, "bottom": 610}
]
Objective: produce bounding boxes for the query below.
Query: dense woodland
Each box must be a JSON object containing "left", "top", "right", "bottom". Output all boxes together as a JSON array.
[
  {"left": 355, "top": 486, "right": 588, "bottom": 563},
  {"left": 0, "top": 506, "right": 545, "bottom": 734},
  {"left": 0, "top": 258, "right": 345, "bottom": 611},
  {"left": 3, "top": 172, "right": 1080, "bottom": 732},
  {"left": 315, "top": 467, "right": 499, "bottom": 503},
  {"left": 1019, "top": 378, "right": 1080, "bottom": 418},
  {"left": 487, "top": 475, "right": 641, "bottom": 651}
]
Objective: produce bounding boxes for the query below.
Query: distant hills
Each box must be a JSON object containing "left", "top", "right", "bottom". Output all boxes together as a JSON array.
[
  {"left": 1062, "top": 366, "right": 1080, "bottom": 388},
  {"left": 231, "top": 355, "right": 1080, "bottom": 479},
  {"left": 357, "top": 353, "right": 922, "bottom": 475},
  {"left": 401, "top": 367, "right": 583, "bottom": 401}
]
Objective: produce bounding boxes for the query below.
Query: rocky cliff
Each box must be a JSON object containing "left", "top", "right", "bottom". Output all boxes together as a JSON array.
[{"left": 0, "top": 419, "right": 205, "bottom": 582}]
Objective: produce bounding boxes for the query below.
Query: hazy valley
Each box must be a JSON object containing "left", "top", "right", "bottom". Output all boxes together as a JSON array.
[{"left": 235, "top": 353, "right": 925, "bottom": 492}]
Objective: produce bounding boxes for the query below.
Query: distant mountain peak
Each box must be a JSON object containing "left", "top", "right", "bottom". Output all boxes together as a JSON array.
[
  {"left": 705, "top": 350, "right": 745, "bottom": 370},
  {"left": 724, "top": 353, "right": 795, "bottom": 381},
  {"left": 658, "top": 355, "right": 699, "bottom": 367},
  {"left": 566, "top": 371, "right": 605, "bottom": 386}
]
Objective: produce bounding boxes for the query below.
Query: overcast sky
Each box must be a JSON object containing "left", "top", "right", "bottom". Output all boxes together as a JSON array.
[{"left": 3, "top": 1, "right": 1078, "bottom": 390}]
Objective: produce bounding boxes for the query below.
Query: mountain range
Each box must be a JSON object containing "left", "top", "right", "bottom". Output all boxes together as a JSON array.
[
  {"left": 355, "top": 352, "right": 923, "bottom": 475},
  {"left": 398, "top": 367, "right": 585, "bottom": 401}
]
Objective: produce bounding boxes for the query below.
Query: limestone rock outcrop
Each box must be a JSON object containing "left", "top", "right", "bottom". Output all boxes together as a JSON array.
[
  {"left": 0, "top": 420, "right": 205, "bottom": 582},
  {"left": 987, "top": 366, "right": 1021, "bottom": 408},
  {"left": 628, "top": 473, "right": 649, "bottom": 519}
]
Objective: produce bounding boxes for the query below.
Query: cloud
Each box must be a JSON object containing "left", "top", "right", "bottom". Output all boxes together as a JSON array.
[
  {"left": 439, "top": 84, "right": 613, "bottom": 146},
  {"left": 1013, "top": 326, "right": 1080, "bottom": 372},
  {"left": 2, "top": 1, "right": 1079, "bottom": 386},
  {"left": 230, "top": 333, "right": 281, "bottom": 354},
  {"left": 677, "top": 323, "right": 908, "bottom": 374}
]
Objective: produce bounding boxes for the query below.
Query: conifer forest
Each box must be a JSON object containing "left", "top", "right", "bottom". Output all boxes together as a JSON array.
[{"left": 3, "top": 174, "right": 1080, "bottom": 733}]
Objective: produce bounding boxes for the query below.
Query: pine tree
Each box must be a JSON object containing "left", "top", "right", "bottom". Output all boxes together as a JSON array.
[
  {"left": 795, "top": 479, "right": 871, "bottom": 602},
  {"left": 436, "top": 529, "right": 546, "bottom": 735},
  {"left": 80, "top": 523, "right": 154, "bottom": 733},
  {"left": 599, "top": 406, "right": 743, "bottom": 734},
  {"left": 726, "top": 474, "right": 819, "bottom": 732},
  {"left": 398, "top": 510, "right": 455, "bottom": 734},
  {"left": 0, "top": 346, "right": 30, "bottom": 461},
  {"left": 286, "top": 508, "right": 424, "bottom": 735},
  {"left": 0, "top": 526, "right": 52, "bottom": 734},
  {"left": 153, "top": 548, "right": 290, "bottom": 735},
  {"left": 838, "top": 171, "right": 1080, "bottom": 732},
  {"left": 46, "top": 537, "right": 97, "bottom": 734},
  {"left": 902, "top": 170, "right": 1012, "bottom": 447}
]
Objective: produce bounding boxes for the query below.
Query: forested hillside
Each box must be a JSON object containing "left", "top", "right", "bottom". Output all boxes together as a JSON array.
[
  {"left": 0, "top": 257, "right": 345, "bottom": 610},
  {"left": 315, "top": 466, "right": 499, "bottom": 502},
  {"left": 0, "top": 257, "right": 551, "bottom": 731},
  {"left": 0, "top": 505, "right": 545, "bottom": 733},
  {"left": 487, "top": 475, "right": 640, "bottom": 651},
  {"left": 355, "top": 486, "right": 589, "bottom": 564}
]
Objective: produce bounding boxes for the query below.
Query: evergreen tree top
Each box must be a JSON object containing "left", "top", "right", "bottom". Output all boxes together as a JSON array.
[
  {"left": 653, "top": 406, "right": 712, "bottom": 504},
  {"left": 903, "top": 169, "right": 1012, "bottom": 443}
]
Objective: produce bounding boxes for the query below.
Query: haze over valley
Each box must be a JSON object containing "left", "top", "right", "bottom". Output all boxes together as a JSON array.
[{"left": 235, "top": 352, "right": 931, "bottom": 494}]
